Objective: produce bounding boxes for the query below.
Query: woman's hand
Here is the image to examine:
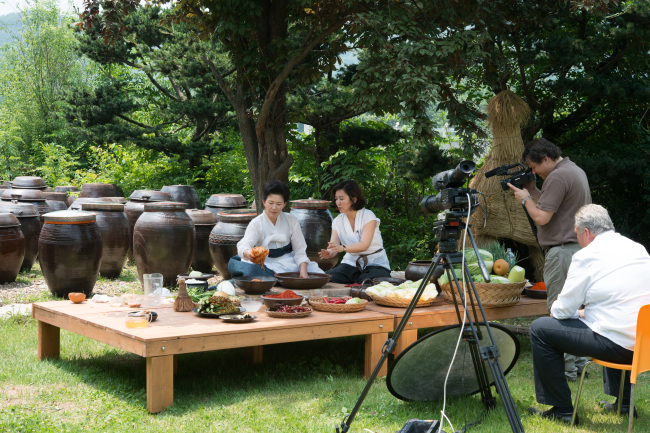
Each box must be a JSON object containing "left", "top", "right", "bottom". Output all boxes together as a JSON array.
[
  {"left": 242, "top": 249, "right": 252, "bottom": 260},
  {"left": 327, "top": 242, "right": 345, "bottom": 254},
  {"left": 299, "top": 263, "right": 309, "bottom": 278},
  {"left": 318, "top": 248, "right": 336, "bottom": 259}
]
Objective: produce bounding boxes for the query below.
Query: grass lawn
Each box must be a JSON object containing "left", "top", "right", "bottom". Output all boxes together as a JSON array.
[{"left": 1, "top": 266, "right": 648, "bottom": 432}]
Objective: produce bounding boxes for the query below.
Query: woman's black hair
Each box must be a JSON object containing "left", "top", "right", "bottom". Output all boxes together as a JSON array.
[
  {"left": 262, "top": 180, "right": 290, "bottom": 202},
  {"left": 331, "top": 180, "right": 366, "bottom": 211}
]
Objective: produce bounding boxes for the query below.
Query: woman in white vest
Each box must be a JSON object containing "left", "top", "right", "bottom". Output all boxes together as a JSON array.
[
  {"left": 318, "top": 180, "right": 391, "bottom": 284},
  {"left": 228, "top": 181, "right": 324, "bottom": 278}
]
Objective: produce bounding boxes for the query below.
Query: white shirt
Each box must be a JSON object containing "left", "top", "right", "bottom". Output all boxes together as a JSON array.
[
  {"left": 551, "top": 230, "right": 650, "bottom": 350},
  {"left": 237, "top": 211, "right": 323, "bottom": 274},
  {"left": 332, "top": 208, "right": 390, "bottom": 271}
]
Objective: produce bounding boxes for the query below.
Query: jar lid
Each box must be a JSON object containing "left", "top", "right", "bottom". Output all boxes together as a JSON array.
[
  {"left": 185, "top": 209, "right": 217, "bottom": 225},
  {"left": 143, "top": 202, "right": 186, "bottom": 212},
  {"left": 54, "top": 185, "right": 79, "bottom": 192},
  {"left": 205, "top": 193, "right": 248, "bottom": 208},
  {"left": 291, "top": 199, "right": 331, "bottom": 209},
  {"left": 218, "top": 208, "right": 258, "bottom": 223},
  {"left": 1, "top": 189, "right": 46, "bottom": 201},
  {"left": 43, "top": 210, "right": 97, "bottom": 224},
  {"left": 43, "top": 192, "right": 67, "bottom": 201},
  {"left": 0, "top": 202, "right": 40, "bottom": 218},
  {"left": 129, "top": 190, "right": 173, "bottom": 202},
  {"left": 0, "top": 212, "right": 20, "bottom": 228},
  {"left": 11, "top": 176, "right": 46, "bottom": 189},
  {"left": 81, "top": 202, "right": 125, "bottom": 212}
]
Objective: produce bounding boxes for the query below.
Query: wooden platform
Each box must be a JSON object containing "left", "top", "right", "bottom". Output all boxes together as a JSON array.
[{"left": 32, "top": 286, "right": 547, "bottom": 414}]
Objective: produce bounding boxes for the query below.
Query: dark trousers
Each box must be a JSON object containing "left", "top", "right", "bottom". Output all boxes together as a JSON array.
[
  {"left": 326, "top": 263, "right": 391, "bottom": 285},
  {"left": 227, "top": 255, "right": 276, "bottom": 278},
  {"left": 530, "top": 316, "right": 633, "bottom": 407}
]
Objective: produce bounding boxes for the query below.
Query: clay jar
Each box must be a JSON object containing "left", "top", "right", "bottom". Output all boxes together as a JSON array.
[
  {"left": 204, "top": 194, "right": 248, "bottom": 221},
  {"left": 79, "top": 183, "right": 122, "bottom": 198},
  {"left": 124, "top": 190, "right": 173, "bottom": 262},
  {"left": 81, "top": 202, "right": 130, "bottom": 279},
  {"left": 43, "top": 192, "right": 69, "bottom": 211},
  {"left": 290, "top": 199, "right": 337, "bottom": 271},
  {"left": 405, "top": 260, "right": 445, "bottom": 292},
  {"left": 208, "top": 209, "right": 257, "bottom": 279},
  {"left": 70, "top": 197, "right": 127, "bottom": 210},
  {"left": 0, "top": 213, "right": 25, "bottom": 283},
  {"left": 186, "top": 209, "right": 217, "bottom": 274},
  {"left": 53, "top": 186, "right": 79, "bottom": 207},
  {"left": 133, "top": 202, "right": 195, "bottom": 287},
  {"left": 39, "top": 210, "right": 103, "bottom": 297},
  {"left": 0, "top": 202, "right": 40, "bottom": 270},
  {"left": 11, "top": 176, "right": 47, "bottom": 190},
  {"left": 1, "top": 190, "right": 52, "bottom": 221},
  {"left": 160, "top": 185, "right": 201, "bottom": 209}
]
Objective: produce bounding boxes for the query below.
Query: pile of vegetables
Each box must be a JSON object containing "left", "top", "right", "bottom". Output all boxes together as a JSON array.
[
  {"left": 437, "top": 247, "right": 527, "bottom": 286},
  {"left": 322, "top": 297, "right": 363, "bottom": 304},
  {"left": 365, "top": 279, "right": 438, "bottom": 301}
]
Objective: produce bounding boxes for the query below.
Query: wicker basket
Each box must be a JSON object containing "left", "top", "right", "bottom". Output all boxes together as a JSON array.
[
  {"left": 368, "top": 293, "right": 437, "bottom": 308},
  {"left": 308, "top": 297, "right": 368, "bottom": 313},
  {"left": 440, "top": 281, "right": 526, "bottom": 307},
  {"left": 266, "top": 308, "right": 312, "bottom": 318}
]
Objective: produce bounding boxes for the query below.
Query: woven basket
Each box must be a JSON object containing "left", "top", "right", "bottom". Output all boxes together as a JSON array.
[
  {"left": 266, "top": 308, "right": 312, "bottom": 318},
  {"left": 440, "top": 281, "right": 526, "bottom": 307},
  {"left": 368, "top": 293, "right": 437, "bottom": 308},
  {"left": 308, "top": 297, "right": 368, "bottom": 313}
]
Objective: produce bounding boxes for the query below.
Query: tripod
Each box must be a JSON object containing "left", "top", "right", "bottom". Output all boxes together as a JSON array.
[{"left": 336, "top": 221, "right": 524, "bottom": 433}]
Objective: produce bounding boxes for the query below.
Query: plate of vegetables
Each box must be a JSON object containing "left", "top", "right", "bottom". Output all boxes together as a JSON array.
[
  {"left": 266, "top": 305, "right": 312, "bottom": 318},
  {"left": 193, "top": 293, "right": 245, "bottom": 318},
  {"left": 308, "top": 297, "right": 368, "bottom": 313}
]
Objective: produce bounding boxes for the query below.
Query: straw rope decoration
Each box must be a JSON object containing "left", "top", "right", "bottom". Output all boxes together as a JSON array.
[{"left": 466, "top": 90, "right": 545, "bottom": 280}]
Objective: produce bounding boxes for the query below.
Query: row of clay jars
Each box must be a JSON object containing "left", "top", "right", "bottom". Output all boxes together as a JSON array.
[
  {"left": 0, "top": 213, "right": 26, "bottom": 284},
  {"left": 0, "top": 202, "right": 40, "bottom": 270},
  {"left": 38, "top": 210, "right": 102, "bottom": 297},
  {"left": 80, "top": 202, "right": 130, "bottom": 279},
  {"left": 1, "top": 190, "right": 52, "bottom": 221},
  {"left": 133, "top": 202, "right": 195, "bottom": 287}
]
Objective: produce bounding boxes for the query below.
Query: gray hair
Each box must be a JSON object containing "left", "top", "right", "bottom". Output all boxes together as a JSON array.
[{"left": 574, "top": 204, "right": 614, "bottom": 235}]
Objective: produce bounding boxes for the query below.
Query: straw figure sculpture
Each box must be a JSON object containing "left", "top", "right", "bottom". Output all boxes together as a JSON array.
[
  {"left": 466, "top": 90, "right": 545, "bottom": 280},
  {"left": 174, "top": 278, "right": 195, "bottom": 312}
]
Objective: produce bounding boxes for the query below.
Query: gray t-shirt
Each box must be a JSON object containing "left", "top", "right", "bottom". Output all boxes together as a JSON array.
[{"left": 536, "top": 157, "right": 591, "bottom": 247}]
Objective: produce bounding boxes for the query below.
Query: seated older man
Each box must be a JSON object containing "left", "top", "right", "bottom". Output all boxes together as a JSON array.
[{"left": 528, "top": 204, "right": 650, "bottom": 425}]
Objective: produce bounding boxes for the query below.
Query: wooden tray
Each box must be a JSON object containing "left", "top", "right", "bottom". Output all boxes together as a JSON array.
[{"left": 308, "top": 297, "right": 368, "bottom": 313}]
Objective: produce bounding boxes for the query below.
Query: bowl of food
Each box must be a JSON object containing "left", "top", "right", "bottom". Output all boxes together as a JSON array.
[
  {"left": 177, "top": 272, "right": 214, "bottom": 282},
  {"left": 232, "top": 276, "right": 277, "bottom": 294},
  {"left": 261, "top": 290, "right": 304, "bottom": 308},
  {"left": 274, "top": 272, "right": 331, "bottom": 290},
  {"left": 193, "top": 293, "right": 244, "bottom": 318},
  {"left": 220, "top": 312, "right": 257, "bottom": 323}
]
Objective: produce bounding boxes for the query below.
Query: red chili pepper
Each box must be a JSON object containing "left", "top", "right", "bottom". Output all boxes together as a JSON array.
[{"left": 324, "top": 297, "right": 329, "bottom": 304}]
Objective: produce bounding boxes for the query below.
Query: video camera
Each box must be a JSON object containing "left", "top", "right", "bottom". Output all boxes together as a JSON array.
[
  {"left": 484, "top": 163, "right": 536, "bottom": 190},
  {"left": 420, "top": 160, "right": 479, "bottom": 216}
]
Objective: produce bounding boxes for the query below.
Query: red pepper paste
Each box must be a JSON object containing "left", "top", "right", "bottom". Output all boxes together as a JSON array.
[
  {"left": 265, "top": 290, "right": 301, "bottom": 299},
  {"left": 530, "top": 282, "right": 547, "bottom": 291}
]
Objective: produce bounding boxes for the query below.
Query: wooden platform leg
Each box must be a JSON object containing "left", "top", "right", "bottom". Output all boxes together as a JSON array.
[
  {"left": 146, "top": 356, "right": 174, "bottom": 413},
  {"left": 173, "top": 355, "right": 178, "bottom": 375},
  {"left": 365, "top": 333, "right": 388, "bottom": 379},
  {"left": 38, "top": 321, "right": 60, "bottom": 360},
  {"left": 244, "top": 346, "right": 263, "bottom": 365},
  {"left": 394, "top": 330, "right": 418, "bottom": 358}
]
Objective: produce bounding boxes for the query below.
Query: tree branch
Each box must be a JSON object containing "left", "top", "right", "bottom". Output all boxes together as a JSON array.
[
  {"left": 269, "top": 153, "right": 295, "bottom": 179},
  {"left": 558, "top": 110, "right": 644, "bottom": 150},
  {"left": 201, "top": 55, "right": 237, "bottom": 106},
  {"left": 116, "top": 114, "right": 149, "bottom": 129}
]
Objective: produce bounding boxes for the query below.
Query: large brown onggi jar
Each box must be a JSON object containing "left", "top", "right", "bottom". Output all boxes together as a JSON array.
[
  {"left": 133, "top": 202, "right": 195, "bottom": 287},
  {"left": 79, "top": 183, "right": 121, "bottom": 198},
  {"left": 1, "top": 190, "right": 52, "bottom": 221},
  {"left": 289, "top": 199, "right": 337, "bottom": 271},
  {"left": 81, "top": 202, "right": 130, "bottom": 279},
  {"left": 70, "top": 197, "right": 127, "bottom": 210},
  {"left": 53, "top": 186, "right": 79, "bottom": 207},
  {"left": 45, "top": 200, "right": 68, "bottom": 211},
  {"left": 205, "top": 194, "right": 248, "bottom": 221},
  {"left": 39, "top": 211, "right": 103, "bottom": 297},
  {"left": 160, "top": 185, "right": 201, "bottom": 209},
  {"left": 11, "top": 176, "right": 47, "bottom": 190},
  {"left": 0, "top": 203, "right": 40, "bottom": 270},
  {"left": 124, "top": 190, "right": 173, "bottom": 262},
  {"left": 186, "top": 209, "right": 217, "bottom": 274},
  {"left": 0, "top": 213, "right": 25, "bottom": 283},
  {"left": 208, "top": 209, "right": 257, "bottom": 279}
]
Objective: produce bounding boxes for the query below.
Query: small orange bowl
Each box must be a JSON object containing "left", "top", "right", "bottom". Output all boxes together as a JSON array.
[{"left": 68, "top": 292, "right": 86, "bottom": 303}]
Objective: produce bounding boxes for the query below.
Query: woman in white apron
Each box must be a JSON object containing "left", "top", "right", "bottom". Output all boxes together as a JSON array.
[
  {"left": 318, "top": 180, "right": 391, "bottom": 284},
  {"left": 228, "top": 181, "right": 324, "bottom": 278}
]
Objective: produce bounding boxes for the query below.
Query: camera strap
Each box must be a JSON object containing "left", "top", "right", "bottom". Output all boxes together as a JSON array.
[{"left": 521, "top": 205, "right": 545, "bottom": 255}]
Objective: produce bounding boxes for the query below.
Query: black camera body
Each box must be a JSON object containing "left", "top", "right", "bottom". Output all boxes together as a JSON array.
[
  {"left": 420, "top": 160, "right": 478, "bottom": 216},
  {"left": 485, "top": 163, "right": 536, "bottom": 191}
]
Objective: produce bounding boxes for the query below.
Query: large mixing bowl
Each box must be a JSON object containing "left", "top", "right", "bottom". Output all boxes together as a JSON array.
[{"left": 232, "top": 276, "right": 277, "bottom": 294}]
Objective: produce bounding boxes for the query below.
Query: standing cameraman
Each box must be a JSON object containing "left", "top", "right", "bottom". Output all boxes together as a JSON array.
[{"left": 508, "top": 138, "right": 592, "bottom": 382}]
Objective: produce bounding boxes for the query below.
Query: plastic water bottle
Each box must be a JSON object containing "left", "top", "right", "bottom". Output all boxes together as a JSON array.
[{"left": 506, "top": 248, "right": 515, "bottom": 265}]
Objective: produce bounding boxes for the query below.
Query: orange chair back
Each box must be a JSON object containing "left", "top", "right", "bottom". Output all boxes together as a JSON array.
[{"left": 631, "top": 304, "right": 650, "bottom": 384}]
